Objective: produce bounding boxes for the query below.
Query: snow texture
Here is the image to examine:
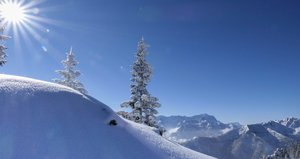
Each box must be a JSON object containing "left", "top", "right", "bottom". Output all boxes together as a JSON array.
[
  {"left": 0, "top": 24, "right": 8, "bottom": 66},
  {"left": 0, "top": 74, "right": 215, "bottom": 159}
]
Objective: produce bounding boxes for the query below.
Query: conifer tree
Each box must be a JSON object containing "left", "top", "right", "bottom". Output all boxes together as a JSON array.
[
  {"left": 121, "top": 38, "right": 161, "bottom": 127},
  {"left": 54, "top": 47, "right": 87, "bottom": 94},
  {"left": 0, "top": 22, "right": 9, "bottom": 66}
]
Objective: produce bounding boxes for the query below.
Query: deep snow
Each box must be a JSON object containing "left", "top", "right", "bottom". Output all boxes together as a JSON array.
[{"left": 0, "top": 74, "right": 215, "bottom": 159}]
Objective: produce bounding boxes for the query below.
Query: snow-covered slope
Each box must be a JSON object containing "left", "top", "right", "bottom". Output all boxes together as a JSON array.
[
  {"left": 181, "top": 120, "right": 300, "bottom": 159},
  {"left": 158, "top": 114, "right": 241, "bottom": 142},
  {"left": 0, "top": 74, "right": 215, "bottom": 159}
]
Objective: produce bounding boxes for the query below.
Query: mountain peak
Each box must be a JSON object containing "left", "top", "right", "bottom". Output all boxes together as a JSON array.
[
  {"left": 244, "top": 124, "right": 269, "bottom": 134},
  {"left": 191, "top": 114, "right": 218, "bottom": 121},
  {"left": 277, "top": 117, "right": 300, "bottom": 129},
  {"left": 157, "top": 114, "right": 241, "bottom": 142}
]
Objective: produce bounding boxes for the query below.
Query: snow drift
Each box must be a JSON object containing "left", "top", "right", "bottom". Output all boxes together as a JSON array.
[{"left": 0, "top": 74, "right": 215, "bottom": 159}]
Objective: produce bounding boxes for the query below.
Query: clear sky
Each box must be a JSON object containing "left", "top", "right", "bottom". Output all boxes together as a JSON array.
[{"left": 1, "top": 0, "right": 300, "bottom": 124}]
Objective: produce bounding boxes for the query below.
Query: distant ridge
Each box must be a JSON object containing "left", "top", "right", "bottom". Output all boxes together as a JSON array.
[{"left": 158, "top": 114, "right": 300, "bottom": 159}]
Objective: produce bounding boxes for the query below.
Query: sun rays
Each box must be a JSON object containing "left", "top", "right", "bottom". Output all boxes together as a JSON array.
[{"left": 0, "top": 0, "right": 58, "bottom": 55}]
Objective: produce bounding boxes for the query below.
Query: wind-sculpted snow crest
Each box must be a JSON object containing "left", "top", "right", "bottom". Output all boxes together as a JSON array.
[{"left": 0, "top": 74, "right": 215, "bottom": 159}]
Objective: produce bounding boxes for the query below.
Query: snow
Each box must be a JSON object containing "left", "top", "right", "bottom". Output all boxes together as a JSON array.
[
  {"left": 221, "top": 127, "right": 234, "bottom": 134},
  {"left": 164, "top": 127, "right": 183, "bottom": 142},
  {"left": 277, "top": 117, "right": 300, "bottom": 129},
  {"left": 0, "top": 74, "right": 215, "bottom": 159},
  {"left": 294, "top": 127, "right": 300, "bottom": 135},
  {"left": 169, "top": 127, "right": 180, "bottom": 134},
  {"left": 182, "top": 120, "right": 300, "bottom": 159},
  {"left": 121, "top": 38, "right": 160, "bottom": 127},
  {"left": 54, "top": 48, "right": 87, "bottom": 94},
  {"left": 0, "top": 25, "right": 8, "bottom": 66},
  {"left": 126, "top": 120, "right": 214, "bottom": 159},
  {"left": 266, "top": 128, "right": 291, "bottom": 143},
  {"left": 158, "top": 114, "right": 241, "bottom": 142}
]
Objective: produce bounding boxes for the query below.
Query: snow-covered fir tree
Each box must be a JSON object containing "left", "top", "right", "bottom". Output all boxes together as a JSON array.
[
  {"left": 0, "top": 22, "right": 9, "bottom": 66},
  {"left": 54, "top": 47, "right": 87, "bottom": 94},
  {"left": 121, "top": 38, "right": 161, "bottom": 127}
]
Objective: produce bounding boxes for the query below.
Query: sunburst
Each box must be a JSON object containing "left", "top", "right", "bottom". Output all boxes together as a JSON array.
[
  {"left": 0, "top": 0, "right": 26, "bottom": 24},
  {"left": 0, "top": 0, "right": 58, "bottom": 55}
]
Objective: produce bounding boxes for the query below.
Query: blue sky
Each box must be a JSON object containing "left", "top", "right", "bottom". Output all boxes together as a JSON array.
[{"left": 2, "top": 0, "right": 300, "bottom": 124}]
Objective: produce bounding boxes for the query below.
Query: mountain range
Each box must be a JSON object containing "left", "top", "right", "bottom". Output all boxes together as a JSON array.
[
  {"left": 158, "top": 114, "right": 241, "bottom": 142},
  {"left": 158, "top": 115, "right": 300, "bottom": 159}
]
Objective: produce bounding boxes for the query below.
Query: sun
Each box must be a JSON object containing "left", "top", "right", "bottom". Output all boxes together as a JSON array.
[
  {"left": 0, "top": 1, "right": 26, "bottom": 24},
  {"left": 0, "top": 0, "right": 57, "bottom": 55}
]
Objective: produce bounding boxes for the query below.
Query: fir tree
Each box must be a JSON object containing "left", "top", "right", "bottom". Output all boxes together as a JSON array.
[
  {"left": 54, "top": 47, "right": 87, "bottom": 94},
  {"left": 0, "top": 22, "right": 9, "bottom": 66},
  {"left": 121, "top": 38, "right": 161, "bottom": 127}
]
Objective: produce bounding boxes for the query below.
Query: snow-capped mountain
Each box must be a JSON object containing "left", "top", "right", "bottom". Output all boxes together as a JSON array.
[
  {"left": 277, "top": 117, "right": 300, "bottom": 129},
  {"left": 181, "top": 119, "right": 300, "bottom": 159},
  {"left": 158, "top": 114, "right": 241, "bottom": 142},
  {"left": 0, "top": 74, "right": 215, "bottom": 159}
]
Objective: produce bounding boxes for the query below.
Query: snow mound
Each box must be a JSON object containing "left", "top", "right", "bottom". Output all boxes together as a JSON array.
[{"left": 0, "top": 74, "right": 215, "bottom": 159}]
